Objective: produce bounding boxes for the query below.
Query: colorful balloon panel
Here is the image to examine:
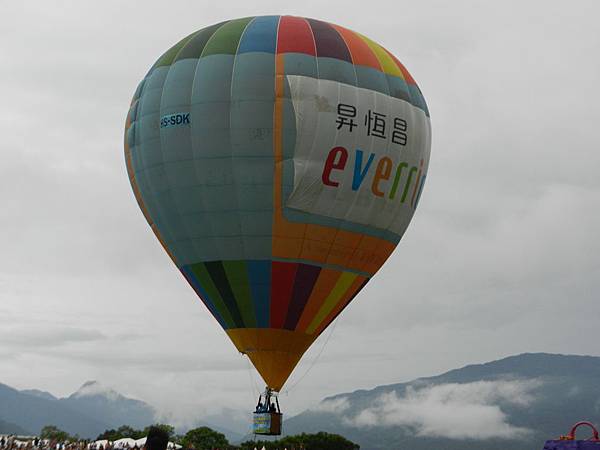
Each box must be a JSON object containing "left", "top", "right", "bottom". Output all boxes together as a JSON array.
[{"left": 125, "top": 16, "right": 431, "bottom": 391}]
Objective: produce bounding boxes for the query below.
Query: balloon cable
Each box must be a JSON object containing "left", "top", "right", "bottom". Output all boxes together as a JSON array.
[
  {"left": 244, "top": 358, "right": 261, "bottom": 441},
  {"left": 245, "top": 355, "right": 261, "bottom": 399},
  {"left": 284, "top": 318, "right": 339, "bottom": 394}
]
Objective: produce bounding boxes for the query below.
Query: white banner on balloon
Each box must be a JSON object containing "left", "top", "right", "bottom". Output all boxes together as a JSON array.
[{"left": 285, "top": 75, "right": 432, "bottom": 237}]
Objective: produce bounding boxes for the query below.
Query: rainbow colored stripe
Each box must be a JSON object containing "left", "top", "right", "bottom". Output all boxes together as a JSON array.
[
  {"left": 150, "top": 16, "right": 428, "bottom": 115},
  {"left": 181, "top": 259, "right": 368, "bottom": 334}
]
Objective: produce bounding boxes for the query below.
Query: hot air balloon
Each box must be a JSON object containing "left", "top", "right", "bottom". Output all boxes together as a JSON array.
[{"left": 124, "top": 16, "right": 431, "bottom": 434}]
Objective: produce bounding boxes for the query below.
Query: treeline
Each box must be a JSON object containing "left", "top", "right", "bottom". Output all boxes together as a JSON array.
[
  {"left": 97, "top": 424, "right": 230, "bottom": 449},
  {"left": 40, "top": 425, "right": 80, "bottom": 442},
  {"left": 239, "top": 432, "right": 359, "bottom": 450},
  {"left": 40, "top": 424, "right": 359, "bottom": 450},
  {"left": 97, "top": 424, "right": 176, "bottom": 442}
]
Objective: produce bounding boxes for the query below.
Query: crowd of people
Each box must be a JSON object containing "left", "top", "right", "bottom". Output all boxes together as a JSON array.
[
  {"left": 0, "top": 436, "right": 89, "bottom": 450},
  {"left": 0, "top": 428, "right": 172, "bottom": 450}
]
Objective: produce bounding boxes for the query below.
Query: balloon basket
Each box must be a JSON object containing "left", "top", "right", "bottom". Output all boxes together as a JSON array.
[
  {"left": 253, "top": 412, "right": 282, "bottom": 436},
  {"left": 253, "top": 387, "right": 283, "bottom": 435}
]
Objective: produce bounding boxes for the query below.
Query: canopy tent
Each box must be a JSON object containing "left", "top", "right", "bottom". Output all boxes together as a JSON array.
[
  {"left": 113, "top": 438, "right": 137, "bottom": 448},
  {"left": 133, "top": 437, "right": 180, "bottom": 449}
]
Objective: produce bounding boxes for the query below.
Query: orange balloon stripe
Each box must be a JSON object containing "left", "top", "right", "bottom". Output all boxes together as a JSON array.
[
  {"left": 298, "top": 224, "right": 339, "bottom": 262},
  {"left": 330, "top": 24, "right": 382, "bottom": 71},
  {"left": 305, "top": 271, "right": 358, "bottom": 334},
  {"left": 313, "top": 274, "right": 368, "bottom": 336},
  {"left": 294, "top": 268, "right": 342, "bottom": 332},
  {"left": 324, "top": 229, "right": 363, "bottom": 269},
  {"left": 353, "top": 235, "right": 396, "bottom": 274}
]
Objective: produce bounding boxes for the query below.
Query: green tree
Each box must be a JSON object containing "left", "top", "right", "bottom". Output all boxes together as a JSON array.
[
  {"left": 182, "top": 426, "right": 229, "bottom": 450},
  {"left": 96, "top": 428, "right": 117, "bottom": 441},
  {"left": 40, "top": 425, "right": 72, "bottom": 442},
  {"left": 115, "top": 425, "right": 139, "bottom": 438},
  {"left": 98, "top": 424, "right": 178, "bottom": 442},
  {"left": 298, "top": 431, "right": 359, "bottom": 450},
  {"left": 97, "top": 425, "right": 145, "bottom": 441},
  {"left": 172, "top": 434, "right": 185, "bottom": 445},
  {"left": 143, "top": 424, "right": 175, "bottom": 439}
]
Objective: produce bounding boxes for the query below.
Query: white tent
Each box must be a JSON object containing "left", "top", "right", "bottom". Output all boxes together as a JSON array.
[
  {"left": 133, "top": 437, "right": 180, "bottom": 449},
  {"left": 114, "top": 438, "right": 137, "bottom": 448}
]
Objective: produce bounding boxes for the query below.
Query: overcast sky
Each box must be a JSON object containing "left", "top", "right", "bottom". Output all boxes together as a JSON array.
[{"left": 1, "top": 0, "right": 599, "bottom": 431}]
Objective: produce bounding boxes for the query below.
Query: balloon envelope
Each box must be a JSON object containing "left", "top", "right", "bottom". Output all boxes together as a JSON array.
[{"left": 125, "top": 16, "right": 431, "bottom": 391}]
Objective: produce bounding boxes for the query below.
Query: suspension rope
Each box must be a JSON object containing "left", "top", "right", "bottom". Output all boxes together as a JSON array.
[
  {"left": 245, "top": 354, "right": 261, "bottom": 400},
  {"left": 283, "top": 318, "right": 339, "bottom": 394}
]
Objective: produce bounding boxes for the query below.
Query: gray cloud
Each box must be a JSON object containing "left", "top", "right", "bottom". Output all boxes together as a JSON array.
[
  {"left": 339, "top": 380, "right": 539, "bottom": 439},
  {"left": 45, "top": 345, "right": 247, "bottom": 373},
  {"left": 0, "top": 326, "right": 106, "bottom": 348},
  {"left": 310, "top": 396, "right": 351, "bottom": 414},
  {"left": 0, "top": 0, "right": 598, "bottom": 427}
]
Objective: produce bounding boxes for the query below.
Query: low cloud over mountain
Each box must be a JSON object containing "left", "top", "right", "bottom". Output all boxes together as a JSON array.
[
  {"left": 285, "top": 353, "right": 600, "bottom": 450},
  {"left": 324, "top": 380, "right": 537, "bottom": 439}
]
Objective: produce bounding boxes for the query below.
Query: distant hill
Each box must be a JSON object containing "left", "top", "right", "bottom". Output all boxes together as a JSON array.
[
  {"left": 3, "top": 353, "right": 599, "bottom": 448},
  {"left": 20, "top": 390, "right": 57, "bottom": 401},
  {"left": 0, "top": 381, "right": 155, "bottom": 439},
  {"left": 0, "top": 382, "right": 108, "bottom": 438},
  {"left": 0, "top": 418, "right": 31, "bottom": 436},
  {"left": 60, "top": 381, "right": 155, "bottom": 431},
  {"left": 284, "top": 353, "right": 600, "bottom": 450}
]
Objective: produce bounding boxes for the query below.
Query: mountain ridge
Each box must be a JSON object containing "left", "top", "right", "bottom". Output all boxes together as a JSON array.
[
  {"left": 284, "top": 352, "right": 600, "bottom": 450},
  {"left": 0, "top": 381, "right": 154, "bottom": 439},
  {"left": 322, "top": 352, "right": 600, "bottom": 402},
  {"left": 20, "top": 389, "right": 57, "bottom": 401},
  {"left": 3, "top": 352, "right": 599, "bottom": 450},
  {"left": 0, "top": 382, "right": 110, "bottom": 438}
]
